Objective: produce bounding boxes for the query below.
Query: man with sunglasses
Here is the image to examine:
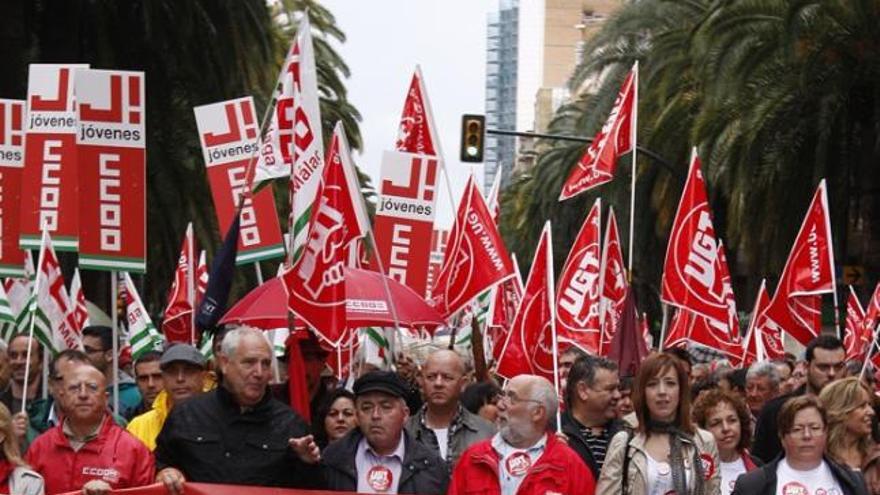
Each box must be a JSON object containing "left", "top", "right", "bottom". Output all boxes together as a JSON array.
[
  {"left": 448, "top": 375, "right": 594, "bottom": 495},
  {"left": 752, "top": 335, "right": 847, "bottom": 463},
  {"left": 26, "top": 363, "right": 154, "bottom": 495}
]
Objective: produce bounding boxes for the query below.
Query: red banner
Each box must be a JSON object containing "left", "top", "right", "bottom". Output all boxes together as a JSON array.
[
  {"left": 599, "top": 207, "right": 628, "bottom": 356},
  {"left": 661, "top": 150, "right": 729, "bottom": 325},
  {"left": 61, "top": 483, "right": 368, "bottom": 495},
  {"left": 430, "top": 176, "right": 514, "bottom": 318},
  {"left": 559, "top": 64, "right": 636, "bottom": 201},
  {"left": 194, "top": 97, "right": 285, "bottom": 264},
  {"left": 555, "top": 199, "right": 602, "bottom": 354},
  {"left": 75, "top": 69, "right": 146, "bottom": 272},
  {"left": 374, "top": 150, "right": 439, "bottom": 295},
  {"left": 762, "top": 180, "right": 836, "bottom": 345},
  {"left": 0, "top": 99, "right": 27, "bottom": 276},
  {"left": 496, "top": 223, "right": 556, "bottom": 381},
  {"left": 20, "top": 64, "right": 88, "bottom": 252}
]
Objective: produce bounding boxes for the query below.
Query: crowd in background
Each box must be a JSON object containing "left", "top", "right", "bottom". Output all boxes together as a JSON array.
[{"left": 0, "top": 325, "right": 875, "bottom": 495}]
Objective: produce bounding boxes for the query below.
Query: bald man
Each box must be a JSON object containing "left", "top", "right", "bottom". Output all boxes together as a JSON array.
[
  {"left": 406, "top": 349, "right": 494, "bottom": 471},
  {"left": 449, "top": 375, "right": 595, "bottom": 495},
  {"left": 26, "top": 363, "right": 154, "bottom": 495}
]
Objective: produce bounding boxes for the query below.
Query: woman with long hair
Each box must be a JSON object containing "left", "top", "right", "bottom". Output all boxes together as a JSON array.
[
  {"left": 819, "top": 376, "right": 876, "bottom": 470},
  {"left": 311, "top": 388, "right": 358, "bottom": 449},
  {"left": 693, "top": 389, "right": 761, "bottom": 495},
  {"left": 0, "top": 403, "right": 43, "bottom": 494},
  {"left": 597, "top": 352, "right": 721, "bottom": 495}
]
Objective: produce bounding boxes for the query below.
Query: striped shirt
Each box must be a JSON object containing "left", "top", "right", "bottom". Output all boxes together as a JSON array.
[{"left": 578, "top": 425, "right": 610, "bottom": 470}]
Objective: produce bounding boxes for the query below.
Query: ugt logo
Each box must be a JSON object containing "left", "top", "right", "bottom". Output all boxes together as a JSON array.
[
  {"left": 79, "top": 73, "right": 143, "bottom": 125},
  {"left": 297, "top": 198, "right": 346, "bottom": 299},
  {"left": 203, "top": 100, "right": 257, "bottom": 147}
]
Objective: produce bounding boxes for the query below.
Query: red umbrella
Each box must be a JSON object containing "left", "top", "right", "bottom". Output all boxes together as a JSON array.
[{"left": 219, "top": 267, "right": 445, "bottom": 331}]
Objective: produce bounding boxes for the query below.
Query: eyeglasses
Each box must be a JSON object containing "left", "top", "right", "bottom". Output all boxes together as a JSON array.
[
  {"left": 499, "top": 390, "right": 542, "bottom": 406},
  {"left": 65, "top": 382, "right": 102, "bottom": 395},
  {"left": 787, "top": 424, "right": 825, "bottom": 437}
]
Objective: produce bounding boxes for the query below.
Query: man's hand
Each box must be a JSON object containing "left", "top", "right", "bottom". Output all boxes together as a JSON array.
[
  {"left": 81, "top": 479, "right": 112, "bottom": 495},
  {"left": 11, "top": 412, "right": 27, "bottom": 441},
  {"left": 289, "top": 435, "right": 321, "bottom": 464},
  {"left": 156, "top": 467, "right": 185, "bottom": 495}
]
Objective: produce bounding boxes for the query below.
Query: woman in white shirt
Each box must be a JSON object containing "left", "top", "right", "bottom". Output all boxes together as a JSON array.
[
  {"left": 693, "top": 389, "right": 762, "bottom": 495},
  {"left": 731, "top": 395, "right": 868, "bottom": 495},
  {"left": 597, "top": 352, "right": 721, "bottom": 495}
]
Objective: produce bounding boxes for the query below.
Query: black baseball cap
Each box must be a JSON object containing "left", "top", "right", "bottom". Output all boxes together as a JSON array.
[{"left": 353, "top": 371, "right": 409, "bottom": 399}]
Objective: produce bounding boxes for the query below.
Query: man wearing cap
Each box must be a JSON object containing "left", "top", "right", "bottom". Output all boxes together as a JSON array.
[
  {"left": 155, "top": 327, "right": 321, "bottom": 494},
  {"left": 127, "top": 344, "right": 207, "bottom": 450},
  {"left": 323, "top": 370, "right": 449, "bottom": 494},
  {"left": 448, "top": 375, "right": 595, "bottom": 495}
]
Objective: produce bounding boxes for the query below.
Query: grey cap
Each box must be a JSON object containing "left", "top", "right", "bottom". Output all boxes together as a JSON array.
[{"left": 160, "top": 344, "right": 206, "bottom": 370}]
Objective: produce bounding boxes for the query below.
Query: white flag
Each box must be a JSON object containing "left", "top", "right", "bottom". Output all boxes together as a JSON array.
[{"left": 123, "top": 272, "right": 164, "bottom": 360}]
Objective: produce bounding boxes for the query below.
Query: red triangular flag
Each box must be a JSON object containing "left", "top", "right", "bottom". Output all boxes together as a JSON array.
[
  {"left": 599, "top": 207, "right": 628, "bottom": 355},
  {"left": 661, "top": 149, "right": 729, "bottom": 326},
  {"left": 162, "top": 223, "right": 195, "bottom": 344},
  {"left": 762, "top": 180, "right": 836, "bottom": 345},
  {"left": 559, "top": 64, "right": 636, "bottom": 201},
  {"left": 844, "top": 286, "right": 867, "bottom": 360},
  {"left": 496, "top": 223, "right": 557, "bottom": 381},
  {"left": 395, "top": 66, "right": 439, "bottom": 156},
  {"left": 863, "top": 282, "right": 880, "bottom": 345},
  {"left": 556, "top": 199, "right": 602, "bottom": 354},
  {"left": 663, "top": 309, "right": 691, "bottom": 350},
  {"left": 741, "top": 280, "right": 770, "bottom": 366},
  {"left": 283, "top": 123, "right": 370, "bottom": 346},
  {"left": 430, "top": 176, "right": 515, "bottom": 318}
]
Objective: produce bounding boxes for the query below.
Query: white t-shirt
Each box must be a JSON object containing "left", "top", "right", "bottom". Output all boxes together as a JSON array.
[
  {"left": 646, "top": 454, "right": 694, "bottom": 495},
  {"left": 720, "top": 457, "right": 746, "bottom": 495},
  {"left": 775, "top": 458, "right": 842, "bottom": 495},
  {"left": 432, "top": 427, "right": 449, "bottom": 460}
]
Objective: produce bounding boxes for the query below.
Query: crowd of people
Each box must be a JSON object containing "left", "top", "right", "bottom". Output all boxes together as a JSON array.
[{"left": 0, "top": 325, "right": 875, "bottom": 495}]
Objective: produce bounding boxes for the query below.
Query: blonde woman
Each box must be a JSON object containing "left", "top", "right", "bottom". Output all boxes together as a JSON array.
[
  {"left": 819, "top": 376, "right": 876, "bottom": 470},
  {"left": 0, "top": 403, "right": 43, "bottom": 494}
]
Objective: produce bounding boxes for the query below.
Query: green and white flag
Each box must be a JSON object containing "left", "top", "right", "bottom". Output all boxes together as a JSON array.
[
  {"left": 363, "top": 327, "right": 392, "bottom": 369},
  {"left": 0, "top": 283, "right": 17, "bottom": 343},
  {"left": 122, "top": 272, "right": 164, "bottom": 360},
  {"left": 29, "top": 230, "right": 81, "bottom": 355}
]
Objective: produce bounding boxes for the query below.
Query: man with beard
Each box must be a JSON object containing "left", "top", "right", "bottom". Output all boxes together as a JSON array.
[
  {"left": 322, "top": 370, "right": 448, "bottom": 494},
  {"left": 406, "top": 349, "right": 494, "bottom": 470},
  {"left": 560, "top": 355, "right": 623, "bottom": 478},
  {"left": 752, "top": 335, "right": 846, "bottom": 462},
  {"left": 448, "top": 375, "right": 594, "bottom": 495},
  {"left": 1, "top": 334, "right": 42, "bottom": 415}
]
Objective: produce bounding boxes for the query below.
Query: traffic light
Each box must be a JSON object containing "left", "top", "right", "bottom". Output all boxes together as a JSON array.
[{"left": 460, "top": 114, "right": 485, "bottom": 162}]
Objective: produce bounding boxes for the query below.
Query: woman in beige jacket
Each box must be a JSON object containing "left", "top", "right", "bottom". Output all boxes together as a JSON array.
[{"left": 597, "top": 353, "right": 721, "bottom": 495}]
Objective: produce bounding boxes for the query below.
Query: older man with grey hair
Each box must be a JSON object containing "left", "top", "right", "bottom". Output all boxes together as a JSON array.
[
  {"left": 155, "top": 327, "right": 321, "bottom": 494},
  {"left": 448, "top": 375, "right": 595, "bottom": 495},
  {"left": 746, "top": 360, "right": 781, "bottom": 417}
]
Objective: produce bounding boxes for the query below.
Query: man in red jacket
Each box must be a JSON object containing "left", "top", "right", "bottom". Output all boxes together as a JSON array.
[
  {"left": 26, "top": 363, "right": 154, "bottom": 495},
  {"left": 449, "top": 375, "right": 595, "bottom": 495}
]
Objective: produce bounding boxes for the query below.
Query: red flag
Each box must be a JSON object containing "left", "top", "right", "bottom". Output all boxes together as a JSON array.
[
  {"left": 717, "top": 242, "right": 740, "bottom": 339},
  {"left": 430, "top": 176, "right": 514, "bottom": 318},
  {"left": 162, "top": 223, "right": 195, "bottom": 344},
  {"left": 283, "top": 123, "right": 370, "bottom": 346},
  {"left": 762, "top": 180, "right": 836, "bottom": 345},
  {"left": 496, "top": 223, "right": 557, "bottom": 381},
  {"left": 661, "top": 149, "right": 728, "bottom": 326},
  {"left": 844, "top": 286, "right": 866, "bottom": 360},
  {"left": 663, "top": 309, "right": 690, "bottom": 350},
  {"left": 741, "top": 280, "right": 770, "bottom": 366},
  {"left": 196, "top": 250, "right": 208, "bottom": 307},
  {"left": 488, "top": 256, "right": 523, "bottom": 361},
  {"left": 608, "top": 286, "right": 649, "bottom": 377},
  {"left": 68, "top": 268, "right": 89, "bottom": 333},
  {"left": 599, "top": 207, "right": 628, "bottom": 355},
  {"left": 863, "top": 282, "right": 880, "bottom": 345},
  {"left": 640, "top": 313, "right": 651, "bottom": 348},
  {"left": 555, "top": 199, "right": 602, "bottom": 353},
  {"left": 395, "top": 66, "right": 439, "bottom": 156},
  {"left": 559, "top": 64, "right": 636, "bottom": 201}
]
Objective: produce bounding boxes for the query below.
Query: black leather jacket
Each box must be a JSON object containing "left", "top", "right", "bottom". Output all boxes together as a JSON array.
[{"left": 155, "top": 386, "right": 319, "bottom": 488}]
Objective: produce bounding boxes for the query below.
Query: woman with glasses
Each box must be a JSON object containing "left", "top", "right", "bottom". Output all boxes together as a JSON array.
[
  {"left": 597, "top": 352, "right": 721, "bottom": 495},
  {"left": 732, "top": 395, "right": 867, "bottom": 495},
  {"left": 819, "top": 377, "right": 876, "bottom": 470},
  {"left": 0, "top": 403, "right": 43, "bottom": 494}
]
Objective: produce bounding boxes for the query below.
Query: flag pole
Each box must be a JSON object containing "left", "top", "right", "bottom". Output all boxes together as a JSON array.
[
  {"left": 365, "top": 230, "right": 403, "bottom": 360},
  {"left": 859, "top": 323, "right": 878, "bottom": 380},
  {"left": 821, "top": 180, "right": 841, "bottom": 337},
  {"left": 658, "top": 303, "right": 669, "bottom": 352},
  {"left": 415, "top": 65, "right": 459, "bottom": 218},
  {"left": 188, "top": 225, "right": 196, "bottom": 346},
  {"left": 545, "top": 222, "right": 562, "bottom": 428},
  {"left": 627, "top": 61, "right": 639, "bottom": 274},
  {"left": 21, "top": 241, "right": 44, "bottom": 415},
  {"left": 111, "top": 271, "right": 120, "bottom": 415}
]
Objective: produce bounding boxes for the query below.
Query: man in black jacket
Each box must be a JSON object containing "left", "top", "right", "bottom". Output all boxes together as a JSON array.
[
  {"left": 751, "top": 335, "right": 845, "bottom": 462},
  {"left": 323, "top": 370, "right": 448, "bottom": 494},
  {"left": 559, "top": 354, "right": 624, "bottom": 478},
  {"left": 155, "top": 327, "right": 320, "bottom": 494}
]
